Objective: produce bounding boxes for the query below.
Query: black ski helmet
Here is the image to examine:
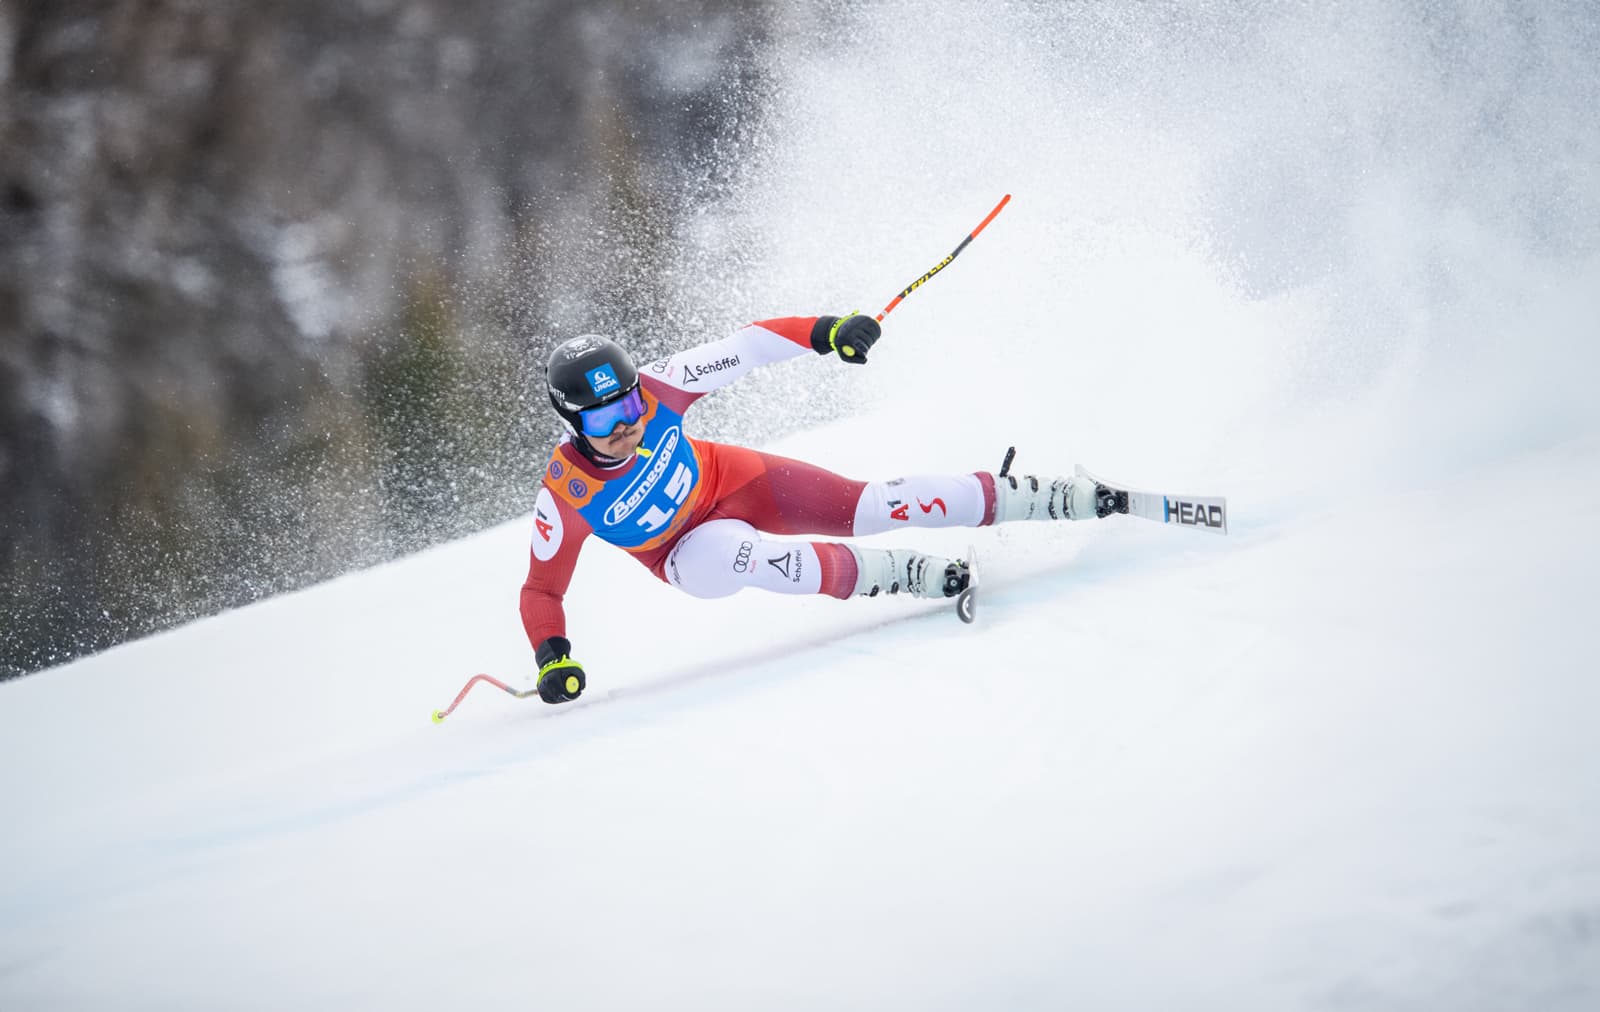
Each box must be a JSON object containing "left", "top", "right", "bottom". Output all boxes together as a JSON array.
[{"left": 546, "top": 334, "right": 640, "bottom": 435}]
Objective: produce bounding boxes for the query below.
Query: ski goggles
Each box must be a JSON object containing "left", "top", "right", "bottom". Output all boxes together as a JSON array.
[{"left": 578, "top": 386, "right": 646, "bottom": 438}]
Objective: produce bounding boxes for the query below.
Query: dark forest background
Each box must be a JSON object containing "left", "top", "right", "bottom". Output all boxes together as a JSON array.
[{"left": 0, "top": 0, "right": 796, "bottom": 677}]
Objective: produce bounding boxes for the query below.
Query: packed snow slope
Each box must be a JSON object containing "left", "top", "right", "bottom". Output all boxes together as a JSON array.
[{"left": 5, "top": 3, "right": 1600, "bottom": 1009}]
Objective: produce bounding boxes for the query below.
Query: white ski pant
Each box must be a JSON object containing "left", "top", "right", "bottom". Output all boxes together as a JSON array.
[{"left": 666, "top": 518, "right": 827, "bottom": 598}]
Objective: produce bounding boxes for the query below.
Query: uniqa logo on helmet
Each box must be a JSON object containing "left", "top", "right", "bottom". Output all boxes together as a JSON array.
[
  {"left": 586, "top": 364, "right": 620, "bottom": 397},
  {"left": 604, "top": 426, "right": 681, "bottom": 526}
]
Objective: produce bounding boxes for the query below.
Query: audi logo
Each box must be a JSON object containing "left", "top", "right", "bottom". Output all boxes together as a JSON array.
[{"left": 732, "top": 540, "right": 754, "bottom": 573}]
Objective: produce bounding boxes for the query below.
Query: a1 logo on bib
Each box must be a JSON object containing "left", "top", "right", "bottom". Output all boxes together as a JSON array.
[{"left": 586, "top": 364, "right": 620, "bottom": 397}]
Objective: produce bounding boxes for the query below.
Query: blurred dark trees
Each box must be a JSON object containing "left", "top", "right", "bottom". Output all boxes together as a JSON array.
[{"left": 0, "top": 0, "right": 776, "bottom": 676}]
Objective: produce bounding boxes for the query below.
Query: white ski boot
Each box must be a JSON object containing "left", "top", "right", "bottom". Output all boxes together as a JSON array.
[
  {"left": 849, "top": 547, "right": 970, "bottom": 599},
  {"left": 992, "top": 447, "right": 1128, "bottom": 522}
]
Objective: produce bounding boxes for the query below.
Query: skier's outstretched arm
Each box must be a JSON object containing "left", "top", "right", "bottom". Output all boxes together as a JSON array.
[
  {"left": 520, "top": 482, "right": 593, "bottom": 703},
  {"left": 643, "top": 313, "right": 882, "bottom": 407}
]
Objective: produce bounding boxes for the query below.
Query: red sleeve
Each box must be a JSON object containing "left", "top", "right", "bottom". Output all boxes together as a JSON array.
[
  {"left": 749, "top": 316, "right": 823, "bottom": 350},
  {"left": 519, "top": 479, "right": 593, "bottom": 651}
]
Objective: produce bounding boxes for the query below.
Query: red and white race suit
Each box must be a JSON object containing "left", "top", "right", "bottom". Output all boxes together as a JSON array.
[{"left": 520, "top": 316, "right": 999, "bottom": 653}]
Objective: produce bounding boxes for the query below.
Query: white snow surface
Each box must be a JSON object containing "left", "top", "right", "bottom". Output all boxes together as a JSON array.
[{"left": 6, "top": 4, "right": 1600, "bottom": 1009}]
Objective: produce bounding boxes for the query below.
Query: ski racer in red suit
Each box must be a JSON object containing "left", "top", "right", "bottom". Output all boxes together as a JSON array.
[{"left": 522, "top": 313, "right": 1119, "bottom": 703}]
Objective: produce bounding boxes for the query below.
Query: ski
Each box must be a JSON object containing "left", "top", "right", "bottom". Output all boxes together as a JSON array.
[
  {"left": 1075, "top": 465, "right": 1228, "bottom": 535},
  {"left": 956, "top": 545, "right": 979, "bottom": 623}
]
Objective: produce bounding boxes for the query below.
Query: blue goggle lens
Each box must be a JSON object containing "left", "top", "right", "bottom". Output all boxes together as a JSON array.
[{"left": 579, "top": 387, "right": 646, "bottom": 438}]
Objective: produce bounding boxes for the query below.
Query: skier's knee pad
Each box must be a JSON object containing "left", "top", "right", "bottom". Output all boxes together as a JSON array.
[
  {"left": 665, "top": 519, "right": 753, "bottom": 599},
  {"left": 666, "top": 519, "right": 823, "bottom": 598}
]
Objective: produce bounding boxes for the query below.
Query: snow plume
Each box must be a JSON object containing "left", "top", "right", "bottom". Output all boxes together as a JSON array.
[{"left": 696, "top": 1, "right": 1600, "bottom": 491}]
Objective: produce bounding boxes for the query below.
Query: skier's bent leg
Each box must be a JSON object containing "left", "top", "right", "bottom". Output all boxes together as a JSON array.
[
  {"left": 664, "top": 518, "right": 969, "bottom": 602},
  {"left": 665, "top": 519, "right": 858, "bottom": 599}
]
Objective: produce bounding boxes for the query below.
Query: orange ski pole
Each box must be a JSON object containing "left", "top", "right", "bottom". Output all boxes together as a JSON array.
[
  {"left": 431, "top": 672, "right": 541, "bottom": 723},
  {"left": 875, "top": 193, "right": 1011, "bottom": 322}
]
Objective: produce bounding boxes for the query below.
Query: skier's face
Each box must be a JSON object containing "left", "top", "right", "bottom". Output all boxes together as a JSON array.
[{"left": 589, "top": 417, "right": 644, "bottom": 458}]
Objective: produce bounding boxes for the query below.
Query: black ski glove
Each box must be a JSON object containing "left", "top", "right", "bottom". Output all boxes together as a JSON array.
[
  {"left": 809, "top": 313, "right": 881, "bottom": 365},
  {"left": 535, "top": 635, "right": 586, "bottom": 704}
]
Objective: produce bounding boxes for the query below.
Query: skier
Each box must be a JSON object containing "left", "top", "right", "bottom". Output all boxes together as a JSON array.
[{"left": 522, "top": 312, "right": 1120, "bottom": 703}]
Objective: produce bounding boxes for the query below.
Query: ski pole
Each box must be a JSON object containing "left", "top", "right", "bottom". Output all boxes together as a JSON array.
[
  {"left": 431, "top": 673, "right": 541, "bottom": 723},
  {"left": 875, "top": 193, "right": 1011, "bottom": 322}
]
